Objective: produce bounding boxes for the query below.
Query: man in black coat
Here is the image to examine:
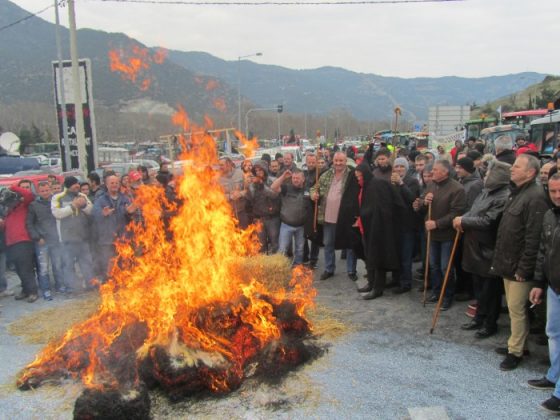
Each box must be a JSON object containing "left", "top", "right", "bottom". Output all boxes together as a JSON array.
[
  {"left": 490, "top": 154, "right": 548, "bottom": 371},
  {"left": 390, "top": 157, "right": 420, "bottom": 294},
  {"left": 359, "top": 175, "right": 405, "bottom": 300},
  {"left": 453, "top": 161, "right": 511, "bottom": 338}
]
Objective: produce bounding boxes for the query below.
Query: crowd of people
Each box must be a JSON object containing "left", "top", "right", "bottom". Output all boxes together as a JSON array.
[
  {"left": 0, "top": 165, "right": 172, "bottom": 302},
  {"left": 1, "top": 134, "right": 560, "bottom": 413}
]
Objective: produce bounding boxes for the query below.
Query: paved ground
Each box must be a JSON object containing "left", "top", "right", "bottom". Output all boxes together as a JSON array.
[{"left": 0, "top": 254, "right": 554, "bottom": 419}]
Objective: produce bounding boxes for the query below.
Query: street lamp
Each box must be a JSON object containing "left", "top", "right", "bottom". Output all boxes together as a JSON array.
[{"left": 238, "top": 52, "right": 263, "bottom": 131}]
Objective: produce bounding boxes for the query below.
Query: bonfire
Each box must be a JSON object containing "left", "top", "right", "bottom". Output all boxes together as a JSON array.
[{"left": 16, "top": 107, "right": 320, "bottom": 419}]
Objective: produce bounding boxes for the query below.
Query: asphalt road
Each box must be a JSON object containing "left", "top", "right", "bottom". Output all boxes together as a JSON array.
[{"left": 0, "top": 254, "right": 554, "bottom": 419}]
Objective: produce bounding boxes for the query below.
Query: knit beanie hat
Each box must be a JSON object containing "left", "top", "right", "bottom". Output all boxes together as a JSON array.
[
  {"left": 456, "top": 157, "right": 475, "bottom": 173},
  {"left": 64, "top": 176, "right": 79, "bottom": 189},
  {"left": 393, "top": 157, "right": 409, "bottom": 171}
]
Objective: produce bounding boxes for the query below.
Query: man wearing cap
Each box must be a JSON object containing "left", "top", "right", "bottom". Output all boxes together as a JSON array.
[
  {"left": 51, "top": 176, "right": 95, "bottom": 292},
  {"left": 92, "top": 174, "right": 137, "bottom": 282},
  {"left": 455, "top": 157, "right": 484, "bottom": 303}
]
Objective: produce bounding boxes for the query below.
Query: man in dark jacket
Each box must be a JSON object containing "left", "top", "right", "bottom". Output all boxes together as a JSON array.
[
  {"left": 424, "top": 160, "right": 466, "bottom": 310},
  {"left": 453, "top": 161, "right": 511, "bottom": 338},
  {"left": 390, "top": 157, "right": 420, "bottom": 294},
  {"left": 528, "top": 173, "right": 560, "bottom": 414},
  {"left": 454, "top": 157, "right": 484, "bottom": 301},
  {"left": 26, "top": 181, "right": 64, "bottom": 299},
  {"left": 490, "top": 154, "right": 548, "bottom": 371},
  {"left": 247, "top": 160, "right": 281, "bottom": 254},
  {"left": 92, "top": 174, "right": 134, "bottom": 282},
  {"left": 272, "top": 169, "right": 308, "bottom": 265}
]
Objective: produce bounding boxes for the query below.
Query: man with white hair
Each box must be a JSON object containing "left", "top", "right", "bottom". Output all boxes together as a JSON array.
[
  {"left": 490, "top": 154, "right": 548, "bottom": 371},
  {"left": 494, "top": 135, "right": 515, "bottom": 165},
  {"left": 311, "top": 152, "right": 359, "bottom": 281}
]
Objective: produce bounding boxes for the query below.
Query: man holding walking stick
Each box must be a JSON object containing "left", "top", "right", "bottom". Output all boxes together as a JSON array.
[{"left": 424, "top": 160, "right": 466, "bottom": 311}]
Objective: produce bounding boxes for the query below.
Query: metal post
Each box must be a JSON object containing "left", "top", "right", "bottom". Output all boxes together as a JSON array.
[
  {"left": 237, "top": 57, "right": 241, "bottom": 131},
  {"left": 54, "top": 0, "right": 71, "bottom": 171},
  {"left": 68, "top": 0, "right": 87, "bottom": 173},
  {"left": 277, "top": 112, "right": 281, "bottom": 144},
  {"left": 237, "top": 52, "right": 262, "bottom": 132}
]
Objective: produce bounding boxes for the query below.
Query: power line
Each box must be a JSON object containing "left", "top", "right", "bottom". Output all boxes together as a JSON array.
[
  {"left": 0, "top": 4, "right": 55, "bottom": 33},
  {"left": 93, "top": 0, "right": 465, "bottom": 5}
]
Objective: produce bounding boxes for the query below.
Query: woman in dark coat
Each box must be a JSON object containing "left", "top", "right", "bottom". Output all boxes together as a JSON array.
[{"left": 358, "top": 169, "right": 405, "bottom": 299}]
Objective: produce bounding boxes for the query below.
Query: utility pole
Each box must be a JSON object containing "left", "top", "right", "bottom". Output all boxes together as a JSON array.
[
  {"left": 68, "top": 0, "right": 87, "bottom": 172},
  {"left": 54, "top": 0, "right": 71, "bottom": 170}
]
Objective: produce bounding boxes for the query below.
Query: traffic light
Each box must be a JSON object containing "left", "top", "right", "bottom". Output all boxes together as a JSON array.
[{"left": 277, "top": 104, "right": 283, "bottom": 113}]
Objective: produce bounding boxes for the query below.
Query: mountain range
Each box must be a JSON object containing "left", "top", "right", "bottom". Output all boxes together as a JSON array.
[{"left": 0, "top": 0, "right": 550, "bottom": 128}]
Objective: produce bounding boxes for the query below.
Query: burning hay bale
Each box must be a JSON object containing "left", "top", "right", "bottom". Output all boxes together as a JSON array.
[{"left": 15, "top": 120, "right": 324, "bottom": 419}]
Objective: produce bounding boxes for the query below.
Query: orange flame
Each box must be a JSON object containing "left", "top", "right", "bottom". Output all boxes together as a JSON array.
[
  {"left": 205, "top": 80, "right": 220, "bottom": 91},
  {"left": 213, "top": 98, "right": 227, "bottom": 112},
  {"left": 17, "top": 106, "right": 315, "bottom": 392},
  {"left": 235, "top": 129, "right": 259, "bottom": 158},
  {"left": 108, "top": 44, "right": 167, "bottom": 91}
]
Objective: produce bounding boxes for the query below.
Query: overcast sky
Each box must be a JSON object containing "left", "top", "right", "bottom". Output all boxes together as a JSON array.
[{"left": 11, "top": 0, "right": 560, "bottom": 78}]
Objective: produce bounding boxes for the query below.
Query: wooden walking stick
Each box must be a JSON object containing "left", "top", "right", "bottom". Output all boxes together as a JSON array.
[
  {"left": 312, "top": 149, "right": 320, "bottom": 233},
  {"left": 422, "top": 202, "right": 432, "bottom": 307},
  {"left": 430, "top": 229, "right": 462, "bottom": 334}
]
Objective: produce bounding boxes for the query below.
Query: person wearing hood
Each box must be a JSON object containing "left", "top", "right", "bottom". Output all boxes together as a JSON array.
[
  {"left": 247, "top": 160, "right": 281, "bottom": 254},
  {"left": 528, "top": 173, "right": 560, "bottom": 414},
  {"left": 51, "top": 176, "right": 94, "bottom": 292},
  {"left": 453, "top": 161, "right": 511, "bottom": 339}
]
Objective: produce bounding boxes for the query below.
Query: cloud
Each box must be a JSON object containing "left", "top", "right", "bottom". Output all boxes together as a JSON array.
[{"left": 12, "top": 0, "right": 560, "bottom": 78}]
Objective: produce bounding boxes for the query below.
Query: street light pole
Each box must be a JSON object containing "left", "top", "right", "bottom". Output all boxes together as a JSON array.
[{"left": 237, "top": 52, "right": 262, "bottom": 131}]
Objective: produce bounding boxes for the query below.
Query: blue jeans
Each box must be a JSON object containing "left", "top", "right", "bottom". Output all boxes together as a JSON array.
[
  {"left": 429, "top": 240, "right": 454, "bottom": 300},
  {"left": 546, "top": 288, "right": 560, "bottom": 399},
  {"left": 399, "top": 231, "right": 415, "bottom": 288},
  {"left": 98, "top": 244, "right": 117, "bottom": 282},
  {"left": 278, "top": 223, "right": 305, "bottom": 265},
  {"left": 346, "top": 248, "right": 357, "bottom": 274},
  {"left": 62, "top": 242, "right": 95, "bottom": 290},
  {"left": 0, "top": 251, "right": 7, "bottom": 292},
  {"left": 35, "top": 243, "right": 65, "bottom": 294},
  {"left": 257, "top": 216, "right": 281, "bottom": 254},
  {"left": 323, "top": 223, "right": 337, "bottom": 273}
]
